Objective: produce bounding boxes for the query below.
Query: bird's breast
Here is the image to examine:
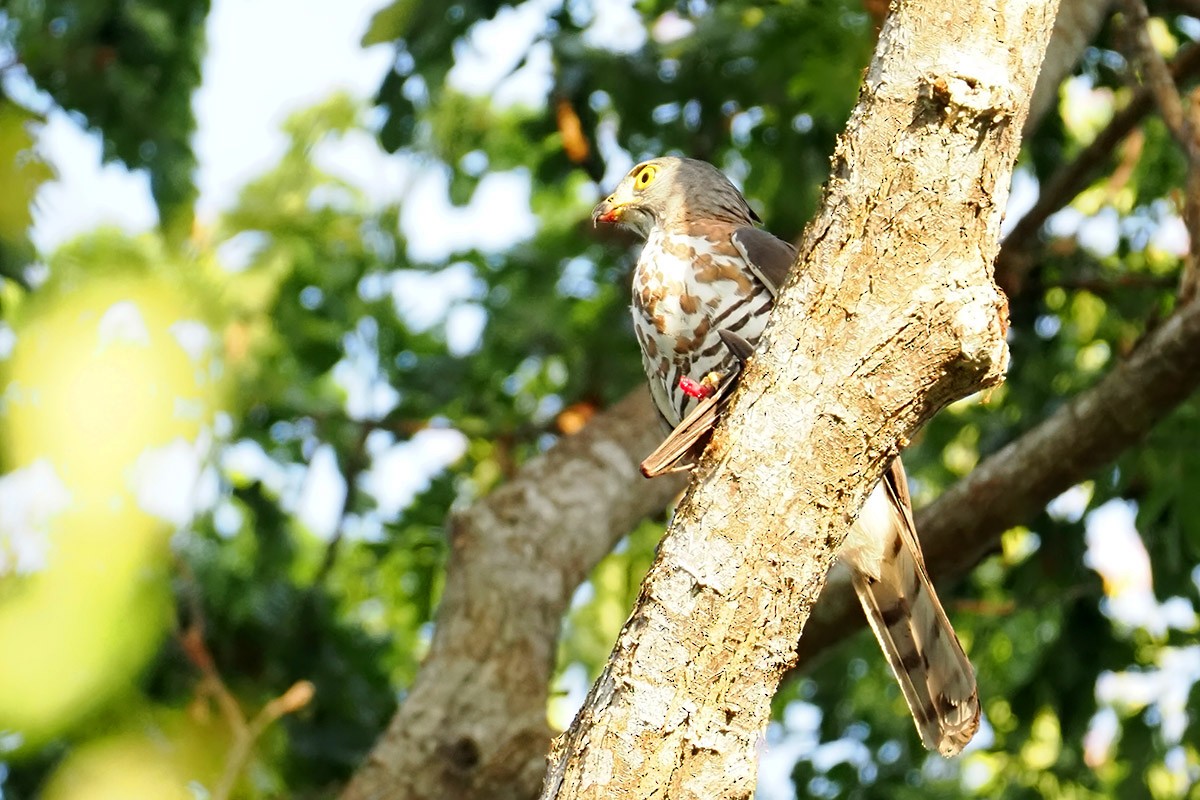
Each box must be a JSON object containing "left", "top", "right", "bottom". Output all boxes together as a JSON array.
[
  {"left": 631, "top": 229, "right": 773, "bottom": 424},
  {"left": 632, "top": 231, "right": 756, "bottom": 348}
]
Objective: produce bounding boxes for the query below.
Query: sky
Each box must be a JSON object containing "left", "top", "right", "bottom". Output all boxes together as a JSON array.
[{"left": 27, "top": 0, "right": 550, "bottom": 259}]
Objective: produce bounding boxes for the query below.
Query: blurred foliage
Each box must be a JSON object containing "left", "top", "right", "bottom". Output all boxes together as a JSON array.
[
  {"left": 0, "top": 99, "right": 53, "bottom": 286},
  {"left": 0, "top": 1, "right": 1198, "bottom": 799},
  {"left": 0, "top": 0, "right": 209, "bottom": 240}
]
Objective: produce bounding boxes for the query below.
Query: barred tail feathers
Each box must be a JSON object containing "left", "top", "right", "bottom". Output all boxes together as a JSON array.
[{"left": 843, "top": 462, "right": 980, "bottom": 757}]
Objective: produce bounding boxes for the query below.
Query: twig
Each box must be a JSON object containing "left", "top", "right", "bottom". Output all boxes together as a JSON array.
[
  {"left": 176, "top": 558, "right": 247, "bottom": 736},
  {"left": 175, "top": 557, "right": 316, "bottom": 800},
  {"left": 1180, "top": 86, "right": 1200, "bottom": 303},
  {"left": 952, "top": 599, "right": 1017, "bottom": 615},
  {"left": 211, "top": 680, "right": 315, "bottom": 800},
  {"left": 1121, "top": 0, "right": 1200, "bottom": 303},
  {"left": 1122, "top": 0, "right": 1192, "bottom": 154}
]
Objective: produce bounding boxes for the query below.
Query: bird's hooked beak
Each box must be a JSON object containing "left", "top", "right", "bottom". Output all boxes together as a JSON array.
[{"left": 591, "top": 182, "right": 635, "bottom": 227}]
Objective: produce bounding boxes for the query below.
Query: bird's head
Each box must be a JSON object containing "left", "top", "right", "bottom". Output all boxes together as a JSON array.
[{"left": 591, "top": 156, "right": 759, "bottom": 239}]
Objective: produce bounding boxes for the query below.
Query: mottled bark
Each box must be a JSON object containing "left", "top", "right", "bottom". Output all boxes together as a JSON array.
[
  {"left": 339, "top": 390, "right": 685, "bottom": 800},
  {"left": 540, "top": 0, "right": 1055, "bottom": 797}
]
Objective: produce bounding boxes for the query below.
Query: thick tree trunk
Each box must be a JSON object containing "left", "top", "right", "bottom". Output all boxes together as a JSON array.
[{"left": 539, "top": 0, "right": 1056, "bottom": 797}]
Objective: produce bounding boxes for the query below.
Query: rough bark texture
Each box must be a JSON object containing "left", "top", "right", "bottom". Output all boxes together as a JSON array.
[
  {"left": 539, "top": 0, "right": 1056, "bottom": 797},
  {"left": 338, "top": 390, "right": 686, "bottom": 800}
]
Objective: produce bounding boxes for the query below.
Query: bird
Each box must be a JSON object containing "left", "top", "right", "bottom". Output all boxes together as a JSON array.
[{"left": 591, "top": 155, "right": 980, "bottom": 757}]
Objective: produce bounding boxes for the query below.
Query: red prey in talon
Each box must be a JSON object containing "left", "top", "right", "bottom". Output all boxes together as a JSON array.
[{"left": 678, "top": 375, "right": 714, "bottom": 400}]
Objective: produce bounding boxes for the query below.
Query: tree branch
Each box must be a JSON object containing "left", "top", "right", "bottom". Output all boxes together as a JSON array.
[
  {"left": 177, "top": 559, "right": 315, "bottom": 800},
  {"left": 1122, "top": 0, "right": 1191, "bottom": 152},
  {"left": 338, "top": 390, "right": 686, "bottom": 800},
  {"left": 540, "top": 0, "right": 1053, "bottom": 795},
  {"left": 1118, "top": 0, "right": 1200, "bottom": 302}
]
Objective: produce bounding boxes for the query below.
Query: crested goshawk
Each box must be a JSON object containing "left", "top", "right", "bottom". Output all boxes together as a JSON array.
[{"left": 592, "top": 156, "right": 980, "bottom": 757}]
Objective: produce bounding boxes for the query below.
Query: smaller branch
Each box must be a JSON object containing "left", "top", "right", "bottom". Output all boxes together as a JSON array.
[
  {"left": 1122, "top": 0, "right": 1191, "bottom": 154},
  {"left": 1120, "top": 0, "right": 1200, "bottom": 305},
  {"left": 997, "top": 41, "right": 1200, "bottom": 294},
  {"left": 1181, "top": 86, "right": 1200, "bottom": 302},
  {"left": 212, "top": 680, "right": 316, "bottom": 800},
  {"left": 175, "top": 558, "right": 316, "bottom": 800},
  {"left": 176, "top": 558, "right": 248, "bottom": 736},
  {"left": 952, "top": 599, "right": 1016, "bottom": 616},
  {"left": 307, "top": 408, "right": 430, "bottom": 439}
]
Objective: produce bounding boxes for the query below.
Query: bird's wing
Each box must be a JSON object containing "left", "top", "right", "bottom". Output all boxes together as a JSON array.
[
  {"left": 640, "top": 227, "right": 792, "bottom": 476},
  {"left": 639, "top": 379, "right": 732, "bottom": 477},
  {"left": 731, "top": 226, "right": 798, "bottom": 298}
]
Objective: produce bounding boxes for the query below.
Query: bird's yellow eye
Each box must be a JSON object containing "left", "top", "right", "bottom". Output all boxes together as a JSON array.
[{"left": 634, "top": 164, "right": 658, "bottom": 189}]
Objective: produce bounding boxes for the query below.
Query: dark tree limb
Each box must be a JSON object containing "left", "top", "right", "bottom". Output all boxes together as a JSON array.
[
  {"left": 1122, "top": 0, "right": 1191, "bottom": 151},
  {"left": 1119, "top": 0, "right": 1200, "bottom": 301}
]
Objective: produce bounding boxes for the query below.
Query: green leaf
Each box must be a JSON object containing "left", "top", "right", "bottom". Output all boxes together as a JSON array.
[{"left": 361, "top": 0, "right": 420, "bottom": 46}]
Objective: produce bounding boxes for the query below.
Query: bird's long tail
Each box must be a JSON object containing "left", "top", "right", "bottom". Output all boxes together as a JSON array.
[{"left": 844, "top": 461, "right": 980, "bottom": 757}]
